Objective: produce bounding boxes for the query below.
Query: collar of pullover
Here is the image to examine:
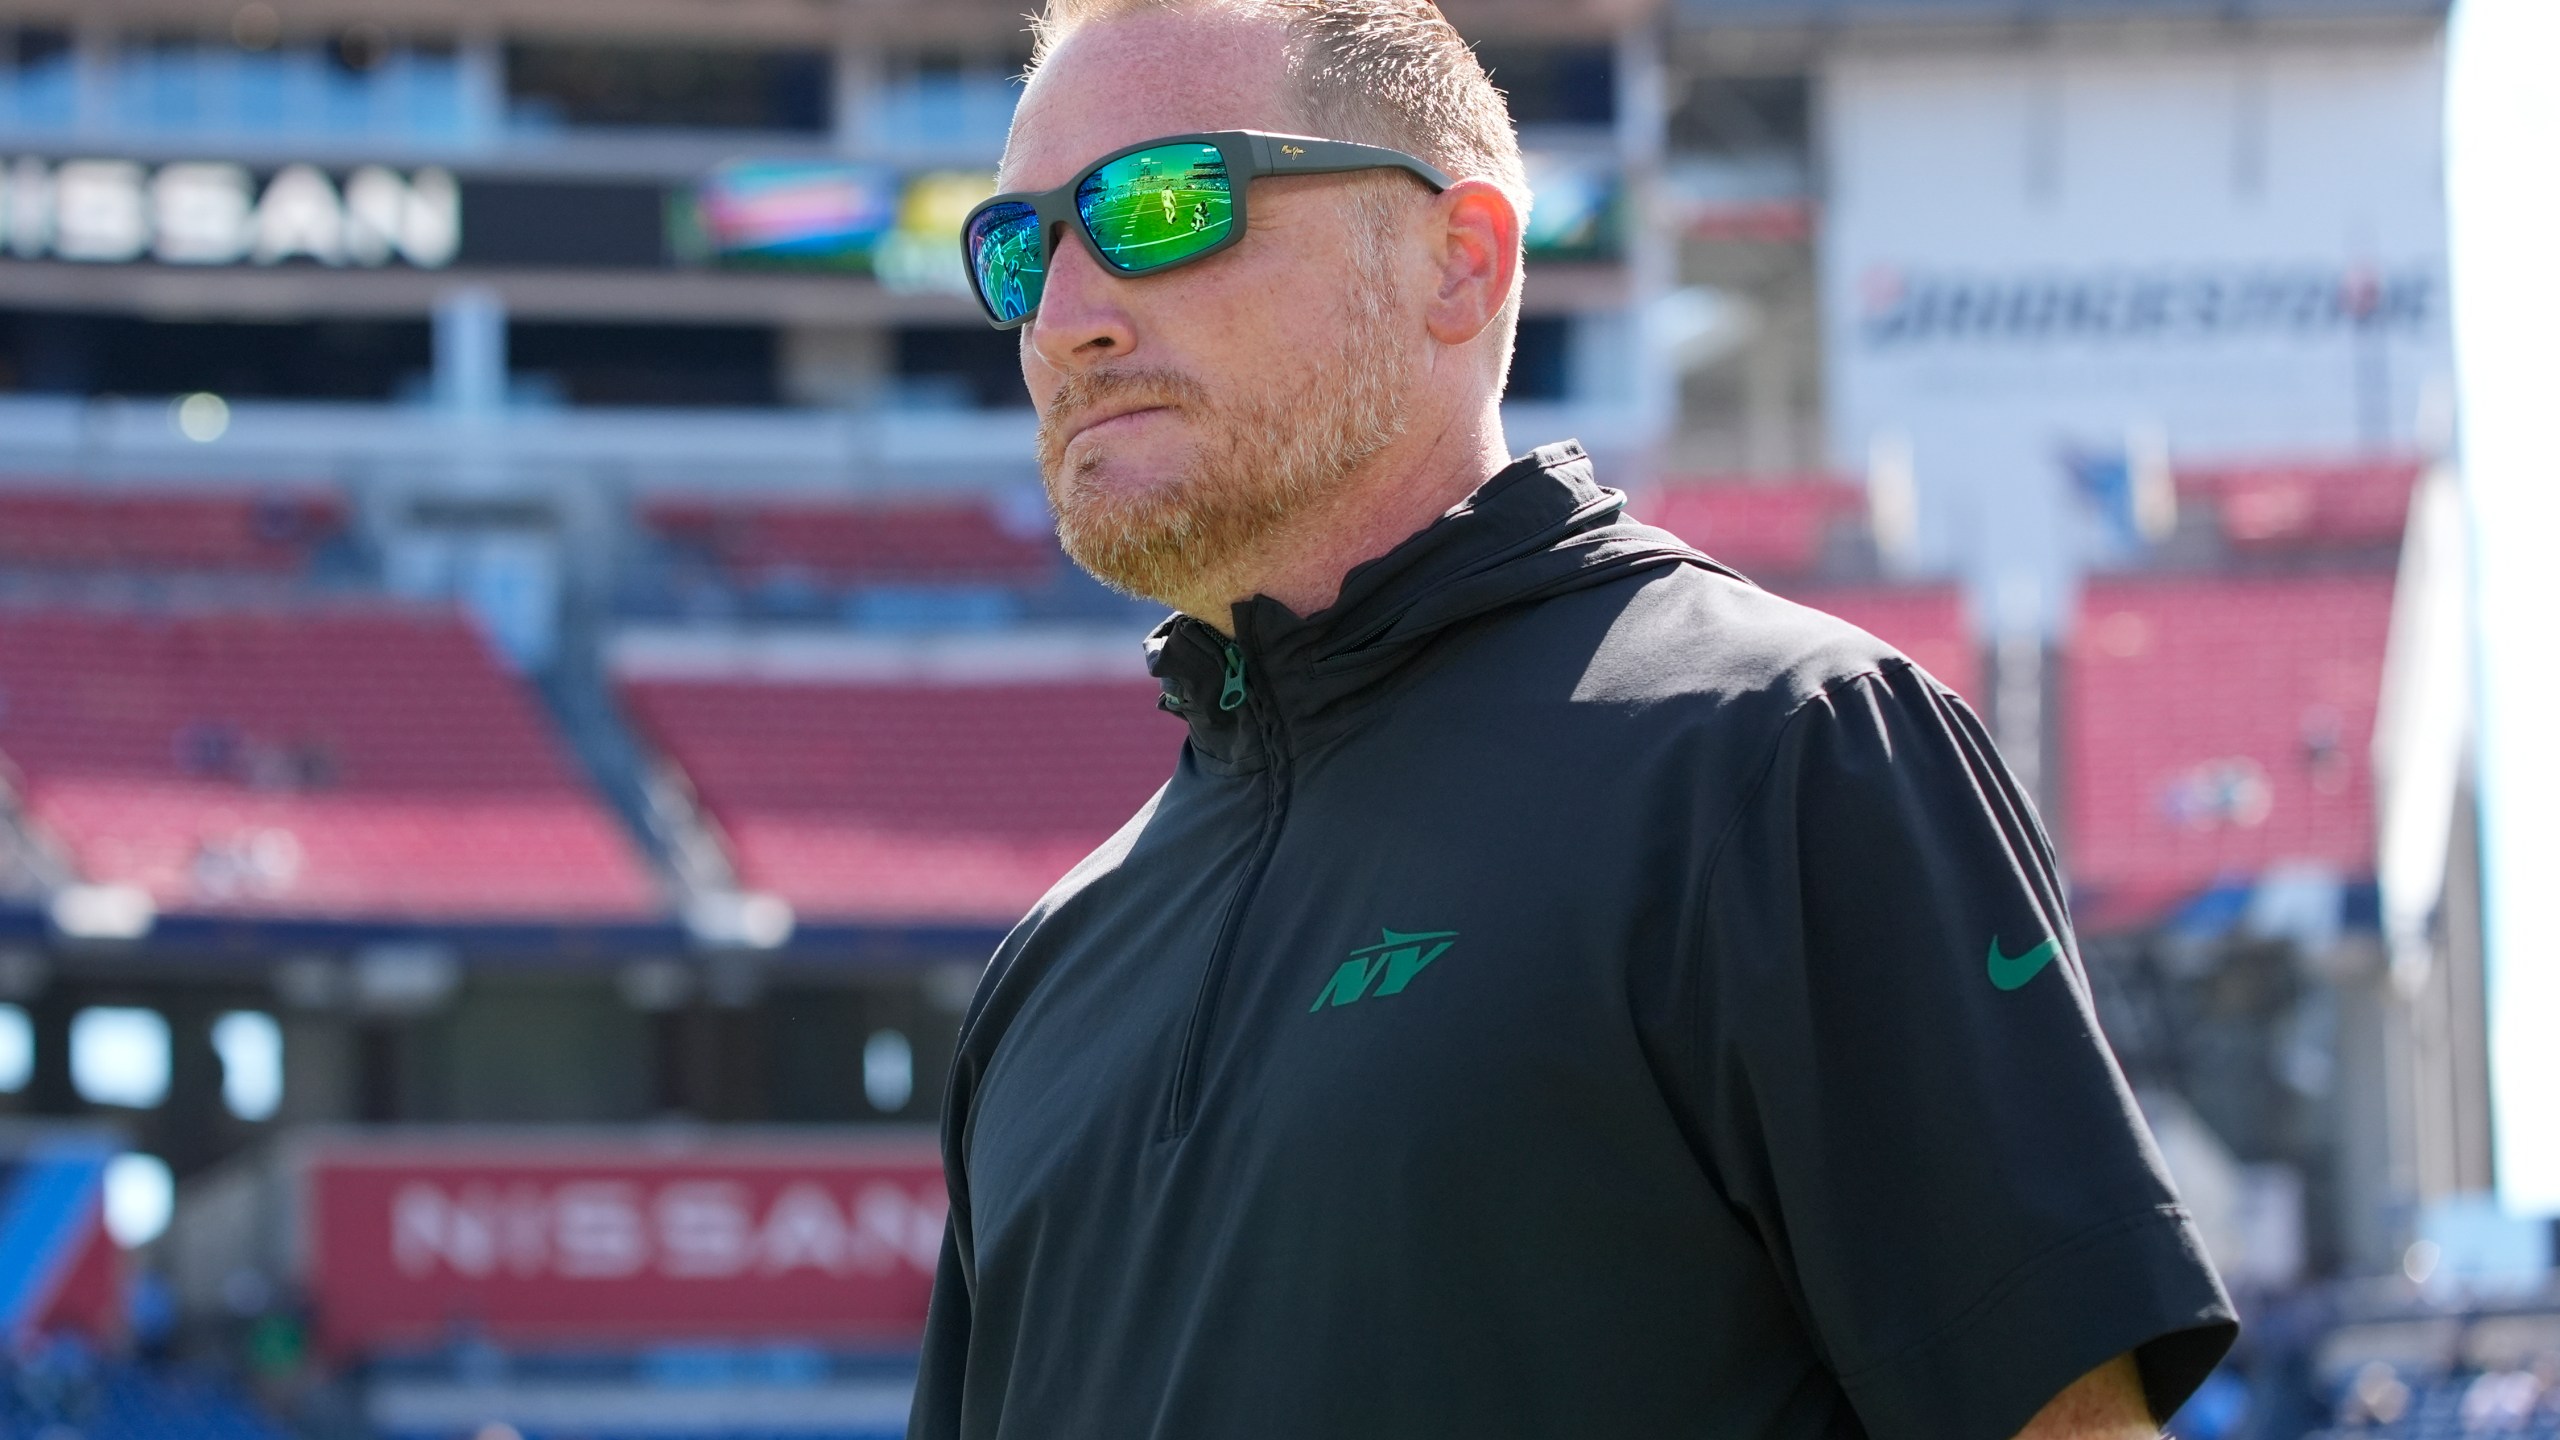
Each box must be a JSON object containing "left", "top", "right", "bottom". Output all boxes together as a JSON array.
[{"left": 1142, "top": 440, "right": 1729, "bottom": 770}]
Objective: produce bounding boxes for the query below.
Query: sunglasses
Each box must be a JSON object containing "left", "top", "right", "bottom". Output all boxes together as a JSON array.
[{"left": 961, "top": 130, "right": 1454, "bottom": 329}]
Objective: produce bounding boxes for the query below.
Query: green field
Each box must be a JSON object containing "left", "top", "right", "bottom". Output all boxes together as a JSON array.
[
  {"left": 1087, "top": 180, "right": 1236, "bottom": 270},
  {"left": 976, "top": 216, "right": 1047, "bottom": 320}
]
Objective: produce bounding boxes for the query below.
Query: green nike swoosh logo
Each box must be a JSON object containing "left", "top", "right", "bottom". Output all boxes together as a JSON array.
[{"left": 1988, "top": 936, "right": 2060, "bottom": 991}]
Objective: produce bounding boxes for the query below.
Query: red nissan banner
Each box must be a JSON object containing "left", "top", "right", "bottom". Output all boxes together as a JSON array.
[{"left": 301, "top": 1134, "right": 946, "bottom": 1355}]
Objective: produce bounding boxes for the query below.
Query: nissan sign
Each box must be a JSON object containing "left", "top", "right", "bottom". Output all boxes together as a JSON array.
[
  {"left": 303, "top": 1136, "right": 946, "bottom": 1354},
  {"left": 1, "top": 158, "right": 459, "bottom": 268}
]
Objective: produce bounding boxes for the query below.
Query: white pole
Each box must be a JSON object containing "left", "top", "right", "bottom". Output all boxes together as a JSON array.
[{"left": 2447, "top": 0, "right": 2560, "bottom": 1219}]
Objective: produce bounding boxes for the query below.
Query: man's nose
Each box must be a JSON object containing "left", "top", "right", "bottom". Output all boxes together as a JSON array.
[{"left": 1029, "top": 228, "right": 1139, "bottom": 370}]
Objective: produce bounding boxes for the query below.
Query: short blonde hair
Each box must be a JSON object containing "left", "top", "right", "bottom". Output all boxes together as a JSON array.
[
  {"left": 1025, "top": 0, "right": 1529, "bottom": 353},
  {"left": 1029, "top": 0, "right": 1525, "bottom": 202}
]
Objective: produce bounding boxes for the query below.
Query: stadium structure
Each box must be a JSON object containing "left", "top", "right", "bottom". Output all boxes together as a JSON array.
[{"left": 0, "top": 0, "right": 2547, "bottom": 1435}]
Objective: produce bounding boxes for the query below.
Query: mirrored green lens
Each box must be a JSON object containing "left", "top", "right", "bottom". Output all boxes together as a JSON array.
[
  {"left": 1076, "top": 144, "right": 1235, "bottom": 273},
  {"left": 967, "top": 201, "right": 1045, "bottom": 325}
]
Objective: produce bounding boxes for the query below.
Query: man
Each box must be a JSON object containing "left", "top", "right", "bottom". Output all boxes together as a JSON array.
[{"left": 916, "top": 2, "right": 2236, "bottom": 1438}]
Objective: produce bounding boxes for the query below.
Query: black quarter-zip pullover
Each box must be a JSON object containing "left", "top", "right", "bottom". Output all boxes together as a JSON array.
[{"left": 912, "top": 442, "right": 2235, "bottom": 1440}]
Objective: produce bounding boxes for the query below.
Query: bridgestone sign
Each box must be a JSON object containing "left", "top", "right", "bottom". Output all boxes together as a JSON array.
[
  {"left": 0, "top": 158, "right": 458, "bottom": 268},
  {"left": 1857, "top": 263, "right": 2437, "bottom": 348}
]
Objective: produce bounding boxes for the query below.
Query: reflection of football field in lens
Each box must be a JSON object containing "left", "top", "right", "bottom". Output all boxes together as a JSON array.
[
  {"left": 979, "top": 222, "right": 1044, "bottom": 318},
  {"left": 1088, "top": 184, "right": 1235, "bottom": 270}
]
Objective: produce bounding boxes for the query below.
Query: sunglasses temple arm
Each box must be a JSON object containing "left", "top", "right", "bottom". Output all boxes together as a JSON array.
[{"left": 1247, "top": 135, "right": 1454, "bottom": 192}]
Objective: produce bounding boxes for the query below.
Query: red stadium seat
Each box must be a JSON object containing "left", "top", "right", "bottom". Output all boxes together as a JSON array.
[
  {"left": 1640, "top": 478, "right": 1866, "bottom": 577},
  {"left": 642, "top": 497, "right": 1059, "bottom": 588},
  {"left": 620, "top": 675, "right": 1179, "bottom": 924},
  {"left": 2066, "top": 573, "right": 2395, "bottom": 930},
  {"left": 2175, "top": 456, "right": 2424, "bottom": 552},
  {"left": 0, "top": 488, "right": 345, "bottom": 573},
  {"left": 1778, "top": 582, "right": 1981, "bottom": 709},
  {"left": 0, "top": 607, "right": 659, "bottom": 921}
]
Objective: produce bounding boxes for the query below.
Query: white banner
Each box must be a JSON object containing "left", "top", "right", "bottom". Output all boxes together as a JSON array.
[{"left": 1819, "top": 30, "right": 2455, "bottom": 618}]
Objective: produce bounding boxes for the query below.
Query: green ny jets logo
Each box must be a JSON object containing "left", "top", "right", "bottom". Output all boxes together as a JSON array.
[{"left": 1309, "top": 928, "right": 1458, "bottom": 1012}]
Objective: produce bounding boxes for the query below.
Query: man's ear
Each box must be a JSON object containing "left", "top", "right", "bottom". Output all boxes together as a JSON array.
[{"left": 1422, "top": 179, "right": 1523, "bottom": 347}]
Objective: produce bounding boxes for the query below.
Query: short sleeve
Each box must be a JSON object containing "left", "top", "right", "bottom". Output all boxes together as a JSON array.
[
  {"left": 1692, "top": 662, "right": 2236, "bottom": 1440},
  {"left": 908, "top": 1216, "right": 972, "bottom": 1440}
]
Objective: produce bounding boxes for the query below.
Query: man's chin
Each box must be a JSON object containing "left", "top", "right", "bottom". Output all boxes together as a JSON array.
[
  {"left": 1057, "top": 432, "right": 1196, "bottom": 501},
  {"left": 1046, "top": 454, "right": 1219, "bottom": 605},
  {"left": 1053, "top": 467, "right": 1191, "bottom": 553}
]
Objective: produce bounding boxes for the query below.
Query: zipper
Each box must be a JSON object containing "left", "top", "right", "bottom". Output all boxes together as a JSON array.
[
  {"left": 1163, "top": 633, "right": 1292, "bottom": 1140},
  {"left": 1217, "top": 642, "right": 1249, "bottom": 711}
]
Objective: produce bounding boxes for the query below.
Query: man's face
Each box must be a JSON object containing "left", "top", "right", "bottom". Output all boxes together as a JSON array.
[{"left": 1003, "top": 9, "right": 1418, "bottom": 610}]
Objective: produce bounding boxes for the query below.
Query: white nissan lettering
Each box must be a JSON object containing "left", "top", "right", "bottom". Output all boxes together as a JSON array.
[
  {"left": 51, "top": 160, "right": 147, "bottom": 263},
  {"left": 385, "top": 1178, "right": 948, "bottom": 1280},
  {"left": 759, "top": 1182, "right": 852, "bottom": 1274},
  {"left": 0, "top": 157, "right": 459, "bottom": 269},
  {"left": 552, "top": 1181, "right": 650, "bottom": 1278},
  {"left": 151, "top": 163, "right": 255, "bottom": 265},
  {"left": 654, "top": 1180, "right": 757, "bottom": 1278}
]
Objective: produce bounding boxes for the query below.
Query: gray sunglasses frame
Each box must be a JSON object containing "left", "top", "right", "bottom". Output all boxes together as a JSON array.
[{"left": 960, "top": 129, "right": 1455, "bottom": 329}]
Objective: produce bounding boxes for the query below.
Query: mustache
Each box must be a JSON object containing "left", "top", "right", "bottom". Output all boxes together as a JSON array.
[{"left": 1037, "top": 367, "right": 1216, "bottom": 462}]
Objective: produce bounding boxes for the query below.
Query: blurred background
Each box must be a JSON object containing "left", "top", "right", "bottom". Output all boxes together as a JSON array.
[{"left": 0, "top": 0, "right": 2548, "bottom": 1435}]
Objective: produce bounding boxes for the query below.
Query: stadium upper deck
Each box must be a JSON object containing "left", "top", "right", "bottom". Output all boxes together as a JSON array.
[{"left": 0, "top": 0, "right": 1662, "bottom": 455}]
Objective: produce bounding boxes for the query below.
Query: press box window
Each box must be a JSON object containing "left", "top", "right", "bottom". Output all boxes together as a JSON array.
[
  {"left": 105, "top": 27, "right": 465, "bottom": 139},
  {"left": 1669, "top": 74, "right": 1812, "bottom": 158},
  {"left": 893, "top": 327, "right": 1031, "bottom": 410},
  {"left": 1504, "top": 316, "right": 1572, "bottom": 403},
  {"left": 1, "top": 27, "right": 75, "bottom": 129},
  {"left": 510, "top": 321, "right": 780, "bottom": 408},
  {"left": 860, "top": 49, "right": 1030, "bottom": 153},
  {"left": 505, "top": 42, "right": 830, "bottom": 133},
  {"left": 1475, "top": 44, "right": 1616, "bottom": 128},
  {"left": 0, "top": 311, "right": 432, "bottom": 401}
]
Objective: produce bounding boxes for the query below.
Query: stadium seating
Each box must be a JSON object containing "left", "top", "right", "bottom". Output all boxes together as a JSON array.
[
  {"left": 2299, "top": 1368, "right": 2560, "bottom": 1440},
  {"left": 2, "top": 1343, "right": 289, "bottom": 1440},
  {"left": 0, "top": 607, "right": 660, "bottom": 920},
  {"left": 642, "top": 496, "right": 1060, "bottom": 589},
  {"left": 1642, "top": 480, "right": 1982, "bottom": 707},
  {"left": 0, "top": 488, "right": 345, "bottom": 574},
  {"left": 2066, "top": 572, "right": 2395, "bottom": 928},
  {"left": 619, "top": 674, "right": 1178, "bottom": 924},
  {"left": 91, "top": 1364, "right": 293, "bottom": 1440},
  {"left": 1778, "top": 582, "right": 1980, "bottom": 708},
  {"left": 1641, "top": 478, "right": 1867, "bottom": 578},
  {"left": 2176, "top": 457, "right": 2425, "bottom": 553}
]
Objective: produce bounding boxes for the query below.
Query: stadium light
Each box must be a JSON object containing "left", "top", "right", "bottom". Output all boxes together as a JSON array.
[
  {"left": 49, "top": 882, "right": 156, "bottom": 941},
  {"left": 70, "top": 1007, "right": 170, "bottom": 1109},
  {"left": 0, "top": 1004, "right": 29, "bottom": 1093},
  {"left": 864, "top": 1029, "right": 915, "bottom": 1113},
  {"left": 104, "top": 1152, "right": 175, "bottom": 1249},
  {"left": 212, "top": 1011, "right": 284, "bottom": 1122},
  {"left": 350, "top": 942, "right": 461, "bottom": 1016},
  {"left": 685, "top": 890, "right": 796, "bottom": 951},
  {"left": 173, "top": 391, "right": 230, "bottom": 442}
]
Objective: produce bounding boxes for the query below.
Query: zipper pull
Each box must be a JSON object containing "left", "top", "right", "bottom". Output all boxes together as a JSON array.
[{"left": 1218, "top": 642, "right": 1249, "bottom": 712}]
